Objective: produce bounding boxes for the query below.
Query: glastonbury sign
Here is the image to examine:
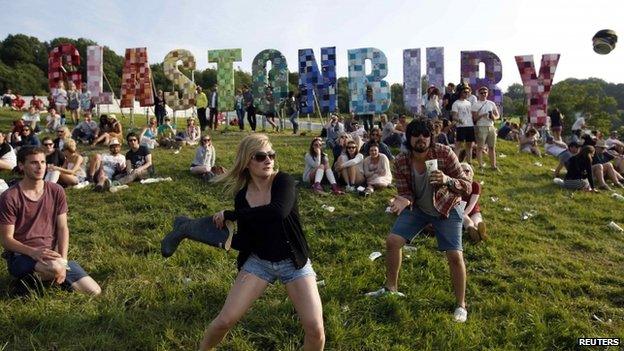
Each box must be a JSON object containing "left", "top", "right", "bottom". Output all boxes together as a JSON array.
[{"left": 48, "top": 44, "right": 560, "bottom": 125}]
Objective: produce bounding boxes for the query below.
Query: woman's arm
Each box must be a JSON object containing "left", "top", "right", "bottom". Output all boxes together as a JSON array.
[
  {"left": 305, "top": 153, "right": 321, "bottom": 169},
  {"left": 57, "top": 155, "right": 83, "bottom": 175},
  {"left": 363, "top": 157, "right": 373, "bottom": 178},
  {"left": 209, "top": 145, "right": 216, "bottom": 168},
  {"left": 464, "top": 194, "right": 479, "bottom": 216},
  {"left": 341, "top": 153, "right": 364, "bottom": 168}
]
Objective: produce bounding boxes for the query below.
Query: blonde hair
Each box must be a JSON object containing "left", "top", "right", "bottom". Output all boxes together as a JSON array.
[
  {"left": 64, "top": 139, "right": 77, "bottom": 153},
  {"left": 212, "top": 133, "right": 274, "bottom": 195}
]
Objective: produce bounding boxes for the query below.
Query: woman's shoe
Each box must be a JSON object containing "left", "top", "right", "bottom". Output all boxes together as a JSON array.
[
  {"left": 312, "top": 182, "right": 326, "bottom": 195},
  {"left": 477, "top": 221, "right": 488, "bottom": 241},
  {"left": 331, "top": 183, "right": 345, "bottom": 195}
]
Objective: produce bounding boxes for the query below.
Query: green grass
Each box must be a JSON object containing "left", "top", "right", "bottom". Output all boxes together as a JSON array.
[{"left": 0, "top": 109, "right": 623, "bottom": 350}]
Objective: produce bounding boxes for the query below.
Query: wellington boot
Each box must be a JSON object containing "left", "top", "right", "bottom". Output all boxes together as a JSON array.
[{"left": 161, "top": 216, "right": 234, "bottom": 257}]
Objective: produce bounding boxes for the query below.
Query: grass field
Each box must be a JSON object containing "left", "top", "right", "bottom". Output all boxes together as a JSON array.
[{"left": 0, "top": 110, "right": 623, "bottom": 350}]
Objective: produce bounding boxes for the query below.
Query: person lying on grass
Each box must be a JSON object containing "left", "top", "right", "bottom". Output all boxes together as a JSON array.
[
  {"left": 88, "top": 138, "right": 126, "bottom": 192},
  {"left": 0, "top": 146, "right": 101, "bottom": 295},
  {"left": 459, "top": 163, "right": 487, "bottom": 243},
  {"left": 367, "top": 117, "right": 472, "bottom": 324},
  {"left": 303, "top": 137, "right": 344, "bottom": 195}
]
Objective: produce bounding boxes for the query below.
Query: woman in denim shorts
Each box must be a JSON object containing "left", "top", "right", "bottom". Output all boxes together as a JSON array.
[{"left": 200, "top": 133, "right": 325, "bottom": 351}]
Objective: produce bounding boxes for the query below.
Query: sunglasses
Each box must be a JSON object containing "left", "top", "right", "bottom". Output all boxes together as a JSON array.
[
  {"left": 251, "top": 151, "right": 276, "bottom": 162},
  {"left": 43, "top": 143, "right": 53, "bottom": 146},
  {"left": 347, "top": 146, "right": 357, "bottom": 149}
]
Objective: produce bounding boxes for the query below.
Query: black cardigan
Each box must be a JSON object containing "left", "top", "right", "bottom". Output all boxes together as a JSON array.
[
  {"left": 224, "top": 172, "right": 311, "bottom": 270},
  {"left": 565, "top": 154, "right": 594, "bottom": 189}
]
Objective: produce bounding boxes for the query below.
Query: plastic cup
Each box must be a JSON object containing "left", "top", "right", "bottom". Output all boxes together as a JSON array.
[{"left": 425, "top": 159, "right": 438, "bottom": 174}]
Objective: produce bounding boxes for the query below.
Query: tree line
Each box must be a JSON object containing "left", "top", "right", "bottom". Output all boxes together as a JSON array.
[{"left": 0, "top": 34, "right": 623, "bottom": 132}]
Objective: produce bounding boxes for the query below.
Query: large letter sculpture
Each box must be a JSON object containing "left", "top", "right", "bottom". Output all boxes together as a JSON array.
[
  {"left": 461, "top": 51, "right": 503, "bottom": 109},
  {"left": 208, "top": 49, "right": 242, "bottom": 111},
  {"left": 48, "top": 44, "right": 82, "bottom": 91},
  {"left": 426, "top": 47, "right": 445, "bottom": 96},
  {"left": 403, "top": 49, "right": 421, "bottom": 114},
  {"left": 163, "top": 49, "right": 196, "bottom": 110},
  {"left": 298, "top": 47, "right": 337, "bottom": 114},
  {"left": 86, "top": 46, "right": 113, "bottom": 104},
  {"left": 348, "top": 48, "right": 391, "bottom": 114},
  {"left": 251, "top": 49, "right": 289, "bottom": 111},
  {"left": 120, "top": 48, "right": 154, "bottom": 108},
  {"left": 515, "top": 54, "right": 561, "bottom": 126}
]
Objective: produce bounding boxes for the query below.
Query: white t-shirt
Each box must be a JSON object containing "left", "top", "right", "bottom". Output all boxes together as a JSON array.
[
  {"left": 467, "top": 94, "right": 477, "bottom": 105},
  {"left": 102, "top": 153, "right": 126, "bottom": 178},
  {"left": 452, "top": 100, "right": 474, "bottom": 127},
  {"left": 471, "top": 100, "right": 497, "bottom": 127},
  {"left": 21, "top": 112, "right": 40, "bottom": 124},
  {"left": 545, "top": 143, "right": 566, "bottom": 157},
  {"left": 571, "top": 118, "right": 585, "bottom": 131}
]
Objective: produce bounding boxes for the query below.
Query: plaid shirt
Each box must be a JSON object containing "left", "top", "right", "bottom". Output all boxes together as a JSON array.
[{"left": 394, "top": 144, "right": 472, "bottom": 218}]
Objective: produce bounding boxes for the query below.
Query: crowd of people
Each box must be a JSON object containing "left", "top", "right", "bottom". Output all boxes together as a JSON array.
[{"left": 2, "top": 80, "right": 624, "bottom": 350}]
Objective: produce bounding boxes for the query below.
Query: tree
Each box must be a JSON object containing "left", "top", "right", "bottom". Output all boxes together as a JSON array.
[{"left": 337, "top": 77, "right": 349, "bottom": 114}]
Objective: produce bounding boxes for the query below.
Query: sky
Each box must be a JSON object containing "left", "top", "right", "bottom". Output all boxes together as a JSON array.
[{"left": 1, "top": 0, "right": 623, "bottom": 90}]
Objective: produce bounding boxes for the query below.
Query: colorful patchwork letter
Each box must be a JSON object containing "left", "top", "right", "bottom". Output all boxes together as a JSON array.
[
  {"left": 86, "top": 46, "right": 113, "bottom": 104},
  {"left": 515, "top": 54, "right": 561, "bottom": 126},
  {"left": 251, "top": 49, "right": 289, "bottom": 111},
  {"left": 461, "top": 51, "right": 503, "bottom": 110},
  {"left": 120, "top": 48, "right": 154, "bottom": 108},
  {"left": 348, "top": 48, "right": 391, "bottom": 114},
  {"left": 208, "top": 49, "right": 242, "bottom": 111},
  {"left": 48, "top": 44, "right": 82, "bottom": 91},
  {"left": 298, "top": 47, "right": 337, "bottom": 114},
  {"left": 164, "top": 49, "right": 197, "bottom": 110},
  {"left": 426, "top": 47, "right": 445, "bottom": 97},
  {"left": 403, "top": 49, "right": 421, "bottom": 114}
]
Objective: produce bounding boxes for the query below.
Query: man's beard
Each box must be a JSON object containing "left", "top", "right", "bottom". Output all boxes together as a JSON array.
[{"left": 413, "top": 145, "right": 428, "bottom": 153}]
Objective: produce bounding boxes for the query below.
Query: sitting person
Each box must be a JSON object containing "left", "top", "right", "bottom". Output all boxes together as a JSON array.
[
  {"left": 497, "top": 121, "right": 520, "bottom": 142},
  {"left": 335, "top": 139, "right": 365, "bottom": 192},
  {"left": 45, "top": 107, "right": 61, "bottom": 133},
  {"left": 182, "top": 117, "right": 201, "bottom": 146},
  {"left": 560, "top": 145, "right": 597, "bottom": 192},
  {"left": 0, "top": 131, "right": 17, "bottom": 172},
  {"left": 12, "top": 94, "right": 25, "bottom": 111},
  {"left": 610, "top": 141, "right": 624, "bottom": 174},
  {"left": 332, "top": 132, "right": 351, "bottom": 171},
  {"left": 381, "top": 115, "right": 404, "bottom": 147},
  {"left": 303, "top": 137, "right": 343, "bottom": 195},
  {"left": 544, "top": 136, "right": 569, "bottom": 157},
  {"left": 157, "top": 116, "right": 180, "bottom": 149},
  {"left": 88, "top": 138, "right": 126, "bottom": 191},
  {"left": 554, "top": 142, "right": 580, "bottom": 178},
  {"left": 30, "top": 95, "right": 45, "bottom": 112},
  {"left": 360, "top": 127, "right": 395, "bottom": 161},
  {"left": 324, "top": 114, "right": 344, "bottom": 149},
  {"left": 10, "top": 119, "right": 25, "bottom": 146},
  {"left": 71, "top": 112, "right": 98, "bottom": 144},
  {"left": 433, "top": 119, "right": 450, "bottom": 145},
  {"left": 606, "top": 131, "right": 621, "bottom": 149},
  {"left": 459, "top": 163, "right": 487, "bottom": 242},
  {"left": 190, "top": 135, "right": 216, "bottom": 180},
  {"left": 0, "top": 146, "right": 101, "bottom": 295},
  {"left": 53, "top": 126, "right": 71, "bottom": 151},
  {"left": 140, "top": 117, "right": 159, "bottom": 149},
  {"left": 592, "top": 140, "right": 623, "bottom": 190},
  {"left": 519, "top": 128, "right": 541, "bottom": 157},
  {"left": 46, "top": 139, "right": 86, "bottom": 187},
  {"left": 41, "top": 137, "right": 65, "bottom": 183},
  {"left": 12, "top": 125, "right": 40, "bottom": 150},
  {"left": 92, "top": 114, "right": 122, "bottom": 146},
  {"left": 362, "top": 141, "right": 392, "bottom": 195},
  {"left": 21, "top": 106, "right": 41, "bottom": 133},
  {"left": 118, "top": 132, "right": 154, "bottom": 185}
]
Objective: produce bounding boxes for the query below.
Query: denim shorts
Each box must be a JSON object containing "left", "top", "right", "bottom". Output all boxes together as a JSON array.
[
  {"left": 242, "top": 254, "right": 316, "bottom": 284},
  {"left": 391, "top": 204, "right": 464, "bottom": 251},
  {"left": 4, "top": 252, "right": 89, "bottom": 285}
]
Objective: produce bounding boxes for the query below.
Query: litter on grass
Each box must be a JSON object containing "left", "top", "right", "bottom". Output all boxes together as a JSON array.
[
  {"left": 490, "top": 196, "right": 499, "bottom": 202},
  {"left": 110, "top": 184, "right": 129, "bottom": 193},
  {"left": 521, "top": 210, "right": 537, "bottom": 220},
  {"left": 140, "top": 177, "right": 173, "bottom": 184},
  {"left": 321, "top": 204, "right": 335, "bottom": 212},
  {"left": 534, "top": 162, "right": 543, "bottom": 167},
  {"left": 369, "top": 251, "right": 382, "bottom": 261},
  {"left": 607, "top": 221, "right": 624, "bottom": 232},
  {"left": 503, "top": 207, "right": 512, "bottom": 212},
  {"left": 611, "top": 193, "right": 624, "bottom": 201},
  {"left": 316, "top": 280, "right": 326, "bottom": 287}
]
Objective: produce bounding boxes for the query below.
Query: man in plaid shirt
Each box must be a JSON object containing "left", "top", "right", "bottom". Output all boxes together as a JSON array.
[{"left": 367, "top": 118, "right": 472, "bottom": 323}]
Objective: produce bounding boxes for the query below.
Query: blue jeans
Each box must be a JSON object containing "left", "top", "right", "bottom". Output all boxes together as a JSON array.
[
  {"left": 4, "top": 252, "right": 88, "bottom": 284},
  {"left": 391, "top": 204, "right": 464, "bottom": 251},
  {"left": 236, "top": 108, "right": 245, "bottom": 130},
  {"left": 242, "top": 254, "right": 316, "bottom": 284},
  {"left": 289, "top": 111, "right": 299, "bottom": 134}
]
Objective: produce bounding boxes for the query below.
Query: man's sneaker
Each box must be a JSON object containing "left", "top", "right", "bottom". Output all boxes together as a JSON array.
[
  {"left": 103, "top": 178, "right": 111, "bottom": 191},
  {"left": 94, "top": 184, "right": 103, "bottom": 192},
  {"left": 477, "top": 221, "right": 488, "bottom": 241},
  {"left": 453, "top": 306, "right": 468, "bottom": 323},
  {"left": 365, "top": 287, "right": 406, "bottom": 298}
]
